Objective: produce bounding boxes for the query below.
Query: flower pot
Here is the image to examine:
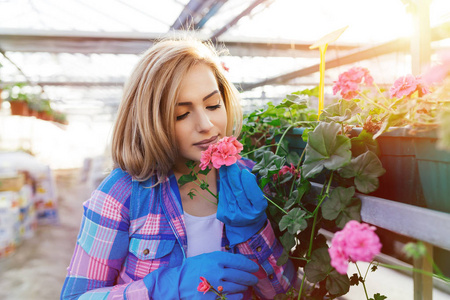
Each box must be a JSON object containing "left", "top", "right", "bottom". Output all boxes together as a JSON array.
[
  {"left": 0, "top": 89, "right": 3, "bottom": 110},
  {"left": 10, "top": 101, "right": 29, "bottom": 116},
  {"left": 38, "top": 111, "right": 52, "bottom": 121},
  {"left": 412, "top": 130, "right": 450, "bottom": 214}
]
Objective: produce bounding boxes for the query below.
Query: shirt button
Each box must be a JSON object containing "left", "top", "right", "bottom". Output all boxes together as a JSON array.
[
  {"left": 225, "top": 245, "right": 231, "bottom": 250},
  {"left": 256, "top": 246, "right": 262, "bottom": 252},
  {"left": 143, "top": 249, "right": 150, "bottom": 255},
  {"left": 269, "top": 274, "right": 274, "bottom": 280}
]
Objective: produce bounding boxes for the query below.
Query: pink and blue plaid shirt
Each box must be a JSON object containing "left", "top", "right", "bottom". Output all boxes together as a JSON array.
[{"left": 61, "top": 159, "right": 295, "bottom": 299}]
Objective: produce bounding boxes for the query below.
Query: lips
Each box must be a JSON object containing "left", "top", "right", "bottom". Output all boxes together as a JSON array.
[{"left": 193, "top": 135, "right": 218, "bottom": 147}]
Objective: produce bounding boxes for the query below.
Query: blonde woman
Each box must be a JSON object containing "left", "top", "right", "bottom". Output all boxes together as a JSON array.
[{"left": 61, "top": 36, "right": 294, "bottom": 300}]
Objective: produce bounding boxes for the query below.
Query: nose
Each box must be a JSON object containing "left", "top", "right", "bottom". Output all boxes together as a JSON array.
[{"left": 196, "top": 110, "right": 214, "bottom": 132}]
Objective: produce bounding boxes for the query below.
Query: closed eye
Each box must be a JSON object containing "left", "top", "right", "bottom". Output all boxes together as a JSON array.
[
  {"left": 207, "top": 104, "right": 221, "bottom": 110},
  {"left": 176, "top": 112, "right": 189, "bottom": 121}
]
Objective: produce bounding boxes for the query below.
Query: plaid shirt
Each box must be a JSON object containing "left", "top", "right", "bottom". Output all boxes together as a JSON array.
[{"left": 61, "top": 159, "right": 295, "bottom": 299}]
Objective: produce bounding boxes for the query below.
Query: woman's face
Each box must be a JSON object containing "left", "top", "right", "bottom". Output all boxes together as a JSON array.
[{"left": 173, "top": 63, "right": 228, "bottom": 170}]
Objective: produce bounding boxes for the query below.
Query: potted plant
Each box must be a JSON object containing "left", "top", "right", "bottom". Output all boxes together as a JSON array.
[
  {"left": 53, "top": 111, "right": 68, "bottom": 125},
  {"left": 36, "top": 99, "right": 53, "bottom": 121}
]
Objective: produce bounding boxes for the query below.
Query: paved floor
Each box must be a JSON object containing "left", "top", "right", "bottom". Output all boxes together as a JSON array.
[{"left": 0, "top": 175, "right": 449, "bottom": 299}]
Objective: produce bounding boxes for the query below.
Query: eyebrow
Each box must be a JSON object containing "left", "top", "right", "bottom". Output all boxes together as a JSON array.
[{"left": 177, "top": 90, "right": 219, "bottom": 106}]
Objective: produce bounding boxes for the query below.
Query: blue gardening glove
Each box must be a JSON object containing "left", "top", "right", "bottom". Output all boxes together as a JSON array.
[
  {"left": 143, "top": 251, "right": 259, "bottom": 299},
  {"left": 217, "top": 164, "right": 268, "bottom": 246}
]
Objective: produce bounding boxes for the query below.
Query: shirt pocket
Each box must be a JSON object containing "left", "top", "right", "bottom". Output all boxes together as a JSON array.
[{"left": 128, "top": 237, "right": 176, "bottom": 278}]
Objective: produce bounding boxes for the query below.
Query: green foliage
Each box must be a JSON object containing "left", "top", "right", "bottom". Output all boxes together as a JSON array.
[
  {"left": 321, "top": 186, "right": 361, "bottom": 228},
  {"left": 302, "top": 122, "right": 352, "bottom": 178},
  {"left": 338, "top": 151, "right": 386, "bottom": 194},
  {"left": 279, "top": 208, "right": 308, "bottom": 234}
]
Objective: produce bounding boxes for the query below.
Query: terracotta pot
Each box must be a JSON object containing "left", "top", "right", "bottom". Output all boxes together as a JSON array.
[
  {"left": 29, "top": 109, "right": 39, "bottom": 117},
  {"left": 38, "top": 111, "right": 52, "bottom": 121},
  {"left": 10, "top": 101, "right": 29, "bottom": 116},
  {"left": 0, "top": 89, "right": 3, "bottom": 110}
]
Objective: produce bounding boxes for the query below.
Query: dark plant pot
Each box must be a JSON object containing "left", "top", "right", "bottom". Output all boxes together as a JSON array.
[
  {"left": 285, "top": 127, "right": 308, "bottom": 156},
  {"left": 10, "top": 101, "right": 29, "bottom": 116},
  {"left": 412, "top": 129, "right": 450, "bottom": 214}
]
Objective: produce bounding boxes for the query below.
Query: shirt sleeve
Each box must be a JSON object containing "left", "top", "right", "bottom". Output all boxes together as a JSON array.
[
  {"left": 234, "top": 221, "right": 296, "bottom": 300},
  {"left": 60, "top": 169, "right": 151, "bottom": 300}
]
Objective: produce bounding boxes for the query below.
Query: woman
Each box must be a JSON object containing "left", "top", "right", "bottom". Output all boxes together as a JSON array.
[{"left": 61, "top": 36, "right": 295, "bottom": 300}]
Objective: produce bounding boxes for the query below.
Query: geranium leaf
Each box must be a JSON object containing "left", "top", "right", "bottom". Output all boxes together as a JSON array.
[
  {"left": 302, "top": 122, "right": 352, "bottom": 178},
  {"left": 351, "top": 130, "right": 380, "bottom": 157},
  {"left": 252, "top": 151, "right": 286, "bottom": 178},
  {"left": 280, "top": 231, "right": 296, "bottom": 252},
  {"left": 279, "top": 207, "right": 308, "bottom": 234},
  {"left": 320, "top": 100, "right": 361, "bottom": 123},
  {"left": 276, "top": 249, "right": 290, "bottom": 266},
  {"left": 372, "top": 293, "right": 387, "bottom": 300},
  {"left": 321, "top": 186, "right": 361, "bottom": 228},
  {"left": 178, "top": 173, "right": 196, "bottom": 186},
  {"left": 198, "top": 168, "right": 211, "bottom": 176},
  {"left": 304, "top": 247, "right": 333, "bottom": 283},
  {"left": 326, "top": 269, "right": 350, "bottom": 296},
  {"left": 338, "top": 151, "right": 386, "bottom": 194}
]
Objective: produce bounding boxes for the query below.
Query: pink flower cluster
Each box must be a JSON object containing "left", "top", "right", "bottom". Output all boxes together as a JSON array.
[
  {"left": 328, "top": 220, "right": 382, "bottom": 275},
  {"left": 389, "top": 74, "right": 430, "bottom": 99},
  {"left": 332, "top": 67, "right": 374, "bottom": 100},
  {"left": 273, "top": 163, "right": 301, "bottom": 181},
  {"left": 199, "top": 136, "right": 243, "bottom": 170}
]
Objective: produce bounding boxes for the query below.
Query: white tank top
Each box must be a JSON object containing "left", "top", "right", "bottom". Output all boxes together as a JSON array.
[{"left": 184, "top": 212, "right": 223, "bottom": 258}]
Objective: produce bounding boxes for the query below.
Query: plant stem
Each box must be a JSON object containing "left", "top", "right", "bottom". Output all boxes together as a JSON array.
[
  {"left": 275, "top": 125, "right": 294, "bottom": 155},
  {"left": 288, "top": 147, "right": 306, "bottom": 197},
  {"left": 363, "top": 262, "right": 372, "bottom": 281},
  {"left": 377, "top": 263, "right": 450, "bottom": 282},
  {"left": 358, "top": 91, "right": 389, "bottom": 111},
  {"left": 298, "top": 273, "right": 307, "bottom": 300},
  {"left": 242, "top": 143, "right": 280, "bottom": 157},
  {"left": 355, "top": 262, "right": 370, "bottom": 300},
  {"left": 193, "top": 181, "right": 218, "bottom": 200},
  {"left": 263, "top": 194, "right": 287, "bottom": 214}
]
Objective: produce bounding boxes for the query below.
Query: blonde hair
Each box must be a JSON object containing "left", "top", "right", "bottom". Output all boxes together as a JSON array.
[{"left": 112, "top": 36, "right": 242, "bottom": 183}]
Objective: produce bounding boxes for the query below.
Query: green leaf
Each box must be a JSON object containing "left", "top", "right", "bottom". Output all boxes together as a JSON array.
[
  {"left": 185, "top": 160, "right": 196, "bottom": 169},
  {"left": 304, "top": 247, "right": 333, "bottom": 283},
  {"left": 302, "top": 122, "right": 352, "bottom": 178},
  {"left": 199, "top": 181, "right": 209, "bottom": 190},
  {"left": 286, "top": 151, "right": 300, "bottom": 166},
  {"left": 321, "top": 186, "right": 361, "bottom": 228},
  {"left": 188, "top": 190, "right": 196, "bottom": 200},
  {"left": 252, "top": 151, "right": 285, "bottom": 178},
  {"left": 276, "top": 249, "right": 290, "bottom": 266},
  {"left": 372, "top": 293, "right": 388, "bottom": 300},
  {"left": 351, "top": 130, "right": 380, "bottom": 157},
  {"left": 320, "top": 100, "right": 361, "bottom": 123},
  {"left": 280, "top": 231, "right": 296, "bottom": 251},
  {"left": 294, "top": 86, "right": 319, "bottom": 97},
  {"left": 198, "top": 168, "right": 211, "bottom": 176},
  {"left": 403, "top": 242, "right": 427, "bottom": 259},
  {"left": 178, "top": 173, "right": 196, "bottom": 186},
  {"left": 338, "top": 151, "right": 386, "bottom": 194},
  {"left": 279, "top": 208, "right": 308, "bottom": 234},
  {"left": 326, "top": 269, "right": 350, "bottom": 296}
]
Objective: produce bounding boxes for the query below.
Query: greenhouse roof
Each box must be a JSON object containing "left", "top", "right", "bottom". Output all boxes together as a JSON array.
[{"left": 0, "top": 0, "right": 450, "bottom": 117}]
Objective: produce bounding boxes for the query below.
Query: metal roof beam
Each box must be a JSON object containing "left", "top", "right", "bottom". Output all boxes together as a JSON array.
[
  {"left": 210, "top": 0, "right": 271, "bottom": 40},
  {"left": 0, "top": 29, "right": 358, "bottom": 57},
  {"left": 240, "top": 22, "right": 450, "bottom": 91},
  {"left": 171, "top": 0, "right": 219, "bottom": 30}
]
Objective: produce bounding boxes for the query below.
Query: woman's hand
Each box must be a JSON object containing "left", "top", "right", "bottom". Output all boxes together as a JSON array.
[{"left": 217, "top": 164, "right": 268, "bottom": 246}]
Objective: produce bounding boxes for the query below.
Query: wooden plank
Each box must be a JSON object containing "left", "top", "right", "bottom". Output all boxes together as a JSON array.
[{"left": 310, "top": 183, "right": 450, "bottom": 251}]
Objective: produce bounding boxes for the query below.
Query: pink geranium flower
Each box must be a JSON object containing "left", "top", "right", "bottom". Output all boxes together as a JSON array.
[
  {"left": 328, "top": 220, "right": 382, "bottom": 275},
  {"left": 273, "top": 163, "right": 301, "bottom": 181},
  {"left": 332, "top": 67, "right": 374, "bottom": 100},
  {"left": 389, "top": 74, "right": 430, "bottom": 98},
  {"left": 197, "top": 276, "right": 211, "bottom": 294},
  {"left": 199, "top": 136, "right": 243, "bottom": 170},
  {"left": 422, "top": 51, "right": 450, "bottom": 85}
]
